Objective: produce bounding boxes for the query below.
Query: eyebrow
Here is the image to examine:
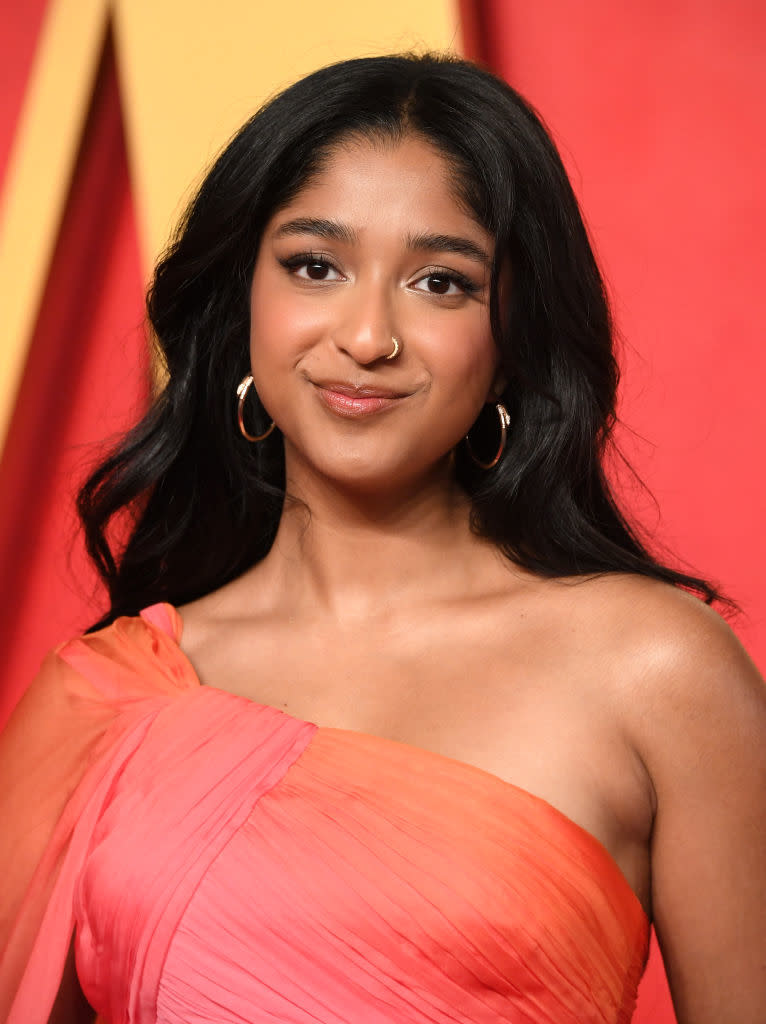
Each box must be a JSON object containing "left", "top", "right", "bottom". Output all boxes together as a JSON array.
[
  {"left": 272, "top": 217, "right": 357, "bottom": 245},
  {"left": 273, "top": 217, "right": 491, "bottom": 267},
  {"left": 405, "top": 231, "right": 491, "bottom": 267}
]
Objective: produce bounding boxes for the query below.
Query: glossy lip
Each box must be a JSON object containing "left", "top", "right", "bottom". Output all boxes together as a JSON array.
[{"left": 311, "top": 379, "right": 411, "bottom": 418}]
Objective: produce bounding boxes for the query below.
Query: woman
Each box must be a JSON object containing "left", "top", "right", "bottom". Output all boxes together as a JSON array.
[{"left": 1, "top": 52, "right": 764, "bottom": 1024}]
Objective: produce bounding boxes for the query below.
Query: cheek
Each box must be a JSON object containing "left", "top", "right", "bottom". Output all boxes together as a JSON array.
[
  {"left": 249, "top": 274, "right": 285, "bottom": 360},
  {"left": 249, "top": 265, "right": 325, "bottom": 363},
  {"left": 430, "top": 320, "right": 499, "bottom": 402},
  {"left": 248, "top": 270, "right": 288, "bottom": 415}
]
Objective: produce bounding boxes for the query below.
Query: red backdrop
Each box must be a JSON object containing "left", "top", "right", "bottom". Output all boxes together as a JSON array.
[
  {"left": 461, "top": 2, "right": 766, "bottom": 1020},
  {"left": 0, "top": 25, "right": 148, "bottom": 725},
  {"left": 0, "top": 2, "right": 49, "bottom": 190}
]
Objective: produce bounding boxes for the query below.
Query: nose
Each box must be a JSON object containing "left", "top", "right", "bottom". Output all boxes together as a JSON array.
[{"left": 332, "top": 279, "right": 398, "bottom": 365}]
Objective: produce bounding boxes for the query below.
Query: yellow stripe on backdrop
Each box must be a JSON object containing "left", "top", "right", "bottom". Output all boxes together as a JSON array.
[
  {"left": 114, "top": 0, "right": 463, "bottom": 267},
  {"left": 0, "top": 0, "right": 462, "bottom": 455}
]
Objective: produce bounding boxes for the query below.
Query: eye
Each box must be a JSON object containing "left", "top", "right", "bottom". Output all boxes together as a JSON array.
[
  {"left": 280, "top": 253, "right": 343, "bottom": 282},
  {"left": 411, "top": 269, "right": 479, "bottom": 297}
]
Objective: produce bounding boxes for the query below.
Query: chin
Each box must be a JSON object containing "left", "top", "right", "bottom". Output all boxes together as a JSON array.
[
  {"left": 322, "top": 452, "right": 452, "bottom": 500},
  {"left": 326, "top": 462, "right": 410, "bottom": 494}
]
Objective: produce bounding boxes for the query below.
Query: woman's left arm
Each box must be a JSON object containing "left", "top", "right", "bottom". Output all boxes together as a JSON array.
[{"left": 632, "top": 597, "right": 766, "bottom": 1023}]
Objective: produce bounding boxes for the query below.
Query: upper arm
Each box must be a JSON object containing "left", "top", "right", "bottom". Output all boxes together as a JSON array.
[{"left": 628, "top": 596, "right": 766, "bottom": 1023}]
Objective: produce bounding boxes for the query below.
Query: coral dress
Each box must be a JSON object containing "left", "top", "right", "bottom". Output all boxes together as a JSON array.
[{"left": 0, "top": 604, "right": 648, "bottom": 1023}]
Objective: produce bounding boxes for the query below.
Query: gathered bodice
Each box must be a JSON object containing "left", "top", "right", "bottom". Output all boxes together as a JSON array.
[
  {"left": 1, "top": 603, "right": 648, "bottom": 1023},
  {"left": 69, "top": 603, "right": 648, "bottom": 1023}
]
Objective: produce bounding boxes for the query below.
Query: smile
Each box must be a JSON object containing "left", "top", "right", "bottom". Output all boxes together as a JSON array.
[{"left": 312, "top": 381, "right": 409, "bottom": 419}]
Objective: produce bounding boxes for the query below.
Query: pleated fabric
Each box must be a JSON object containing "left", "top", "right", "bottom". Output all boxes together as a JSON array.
[{"left": 1, "top": 604, "right": 649, "bottom": 1024}]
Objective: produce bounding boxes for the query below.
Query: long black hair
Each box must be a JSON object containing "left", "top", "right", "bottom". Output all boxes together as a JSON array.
[{"left": 78, "top": 52, "right": 730, "bottom": 626}]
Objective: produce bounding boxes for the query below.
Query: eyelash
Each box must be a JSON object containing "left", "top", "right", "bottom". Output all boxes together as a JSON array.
[
  {"left": 421, "top": 267, "right": 480, "bottom": 296},
  {"left": 278, "top": 252, "right": 480, "bottom": 296},
  {"left": 279, "top": 252, "right": 335, "bottom": 277}
]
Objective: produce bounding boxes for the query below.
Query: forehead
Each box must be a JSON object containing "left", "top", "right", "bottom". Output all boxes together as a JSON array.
[{"left": 267, "top": 136, "right": 491, "bottom": 245}]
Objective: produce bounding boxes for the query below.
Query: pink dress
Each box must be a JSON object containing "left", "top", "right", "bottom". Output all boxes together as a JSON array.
[{"left": 0, "top": 605, "right": 648, "bottom": 1023}]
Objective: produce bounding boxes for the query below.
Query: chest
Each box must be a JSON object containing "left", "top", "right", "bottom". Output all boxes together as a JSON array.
[
  {"left": 192, "top": 606, "right": 600, "bottom": 753},
  {"left": 184, "top": 609, "right": 653, "bottom": 909}
]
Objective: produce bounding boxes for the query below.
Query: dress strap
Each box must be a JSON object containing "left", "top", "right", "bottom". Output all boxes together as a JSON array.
[{"left": 139, "top": 602, "right": 180, "bottom": 642}]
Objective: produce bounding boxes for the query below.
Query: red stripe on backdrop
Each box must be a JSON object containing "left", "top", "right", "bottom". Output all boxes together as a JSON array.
[
  {"left": 0, "top": 0, "right": 50, "bottom": 189},
  {"left": 0, "top": 32, "right": 148, "bottom": 725},
  {"left": 459, "top": 2, "right": 766, "bottom": 1022}
]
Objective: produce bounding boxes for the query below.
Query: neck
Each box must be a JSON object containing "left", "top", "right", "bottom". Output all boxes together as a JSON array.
[{"left": 252, "top": 460, "right": 505, "bottom": 623}]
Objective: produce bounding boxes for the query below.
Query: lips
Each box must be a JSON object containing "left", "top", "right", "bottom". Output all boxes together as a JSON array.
[
  {"left": 311, "top": 379, "right": 410, "bottom": 418},
  {"left": 313, "top": 380, "right": 408, "bottom": 399}
]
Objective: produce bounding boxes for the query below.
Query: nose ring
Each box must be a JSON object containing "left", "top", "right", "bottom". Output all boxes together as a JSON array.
[{"left": 385, "top": 336, "right": 401, "bottom": 360}]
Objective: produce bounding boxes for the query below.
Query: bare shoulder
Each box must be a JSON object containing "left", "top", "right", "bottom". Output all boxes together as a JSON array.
[
  {"left": 556, "top": 571, "right": 761, "bottom": 700},
  {"left": 533, "top": 569, "right": 766, "bottom": 801},
  {"left": 563, "top": 574, "right": 766, "bottom": 1022},
  {"left": 176, "top": 569, "right": 270, "bottom": 656},
  {"left": 560, "top": 571, "right": 766, "bottom": 763}
]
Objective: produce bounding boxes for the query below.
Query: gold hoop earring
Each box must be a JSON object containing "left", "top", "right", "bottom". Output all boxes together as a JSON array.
[
  {"left": 464, "top": 402, "right": 510, "bottom": 469},
  {"left": 236, "top": 375, "right": 276, "bottom": 442},
  {"left": 385, "top": 336, "right": 401, "bottom": 360}
]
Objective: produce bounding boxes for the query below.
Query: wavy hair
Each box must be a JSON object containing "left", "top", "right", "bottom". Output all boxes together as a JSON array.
[{"left": 78, "top": 52, "right": 729, "bottom": 626}]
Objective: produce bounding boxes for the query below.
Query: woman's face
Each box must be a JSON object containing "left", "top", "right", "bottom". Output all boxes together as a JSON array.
[{"left": 249, "top": 135, "right": 501, "bottom": 495}]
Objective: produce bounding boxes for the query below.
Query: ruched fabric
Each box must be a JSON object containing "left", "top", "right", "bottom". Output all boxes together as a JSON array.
[{"left": 1, "top": 604, "right": 649, "bottom": 1023}]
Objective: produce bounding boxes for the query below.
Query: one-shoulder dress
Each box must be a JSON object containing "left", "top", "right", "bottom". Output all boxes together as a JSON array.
[{"left": 0, "top": 604, "right": 649, "bottom": 1023}]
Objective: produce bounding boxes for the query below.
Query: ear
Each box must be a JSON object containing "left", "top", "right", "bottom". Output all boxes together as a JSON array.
[{"left": 486, "top": 367, "right": 508, "bottom": 402}]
